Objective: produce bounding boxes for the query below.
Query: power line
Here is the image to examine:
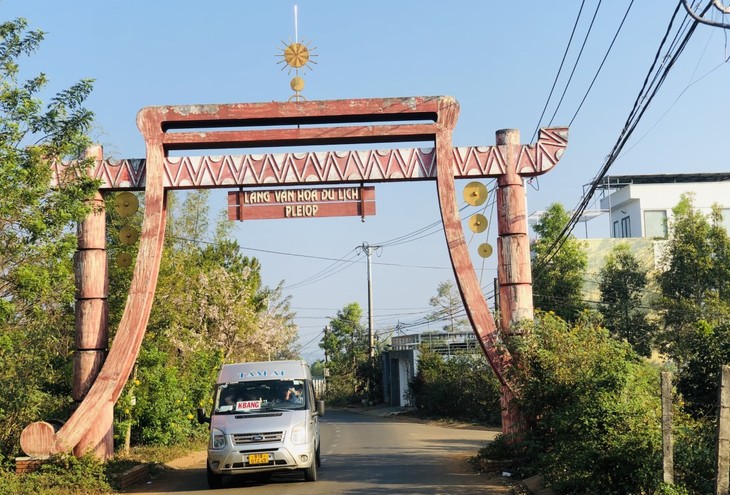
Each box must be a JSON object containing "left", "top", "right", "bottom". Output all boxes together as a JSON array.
[
  {"left": 284, "top": 250, "right": 360, "bottom": 290},
  {"left": 533, "top": 1, "right": 708, "bottom": 280},
  {"left": 531, "top": 0, "right": 588, "bottom": 142},
  {"left": 547, "top": 0, "right": 605, "bottom": 127},
  {"left": 569, "top": 0, "right": 636, "bottom": 127}
]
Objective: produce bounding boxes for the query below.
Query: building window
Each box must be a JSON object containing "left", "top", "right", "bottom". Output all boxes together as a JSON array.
[
  {"left": 613, "top": 221, "right": 619, "bottom": 238},
  {"left": 621, "top": 216, "right": 631, "bottom": 238},
  {"left": 644, "top": 210, "right": 668, "bottom": 238}
]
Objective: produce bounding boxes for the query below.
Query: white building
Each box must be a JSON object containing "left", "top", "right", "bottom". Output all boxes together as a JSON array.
[{"left": 597, "top": 173, "right": 730, "bottom": 238}]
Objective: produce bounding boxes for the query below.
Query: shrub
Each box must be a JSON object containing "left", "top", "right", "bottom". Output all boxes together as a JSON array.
[
  {"left": 508, "top": 311, "right": 665, "bottom": 494},
  {"left": 0, "top": 454, "right": 112, "bottom": 495},
  {"left": 672, "top": 415, "right": 715, "bottom": 494},
  {"left": 653, "top": 483, "right": 690, "bottom": 495},
  {"left": 119, "top": 344, "right": 216, "bottom": 447},
  {"left": 408, "top": 349, "right": 502, "bottom": 426},
  {"left": 322, "top": 373, "right": 359, "bottom": 406}
]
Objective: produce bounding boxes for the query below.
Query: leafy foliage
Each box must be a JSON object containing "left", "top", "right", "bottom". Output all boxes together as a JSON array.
[
  {"left": 408, "top": 349, "right": 502, "bottom": 426},
  {"left": 598, "top": 243, "right": 655, "bottom": 356},
  {"left": 0, "top": 454, "right": 111, "bottom": 495},
  {"left": 507, "top": 312, "right": 665, "bottom": 494},
  {"left": 671, "top": 414, "right": 715, "bottom": 493},
  {"left": 113, "top": 190, "right": 299, "bottom": 447},
  {"left": 531, "top": 203, "right": 588, "bottom": 322},
  {"left": 319, "top": 302, "right": 379, "bottom": 403},
  {"left": 657, "top": 194, "right": 730, "bottom": 416},
  {"left": 0, "top": 17, "right": 97, "bottom": 458}
]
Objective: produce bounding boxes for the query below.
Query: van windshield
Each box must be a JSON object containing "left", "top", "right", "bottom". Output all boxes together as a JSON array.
[{"left": 214, "top": 379, "right": 307, "bottom": 414}]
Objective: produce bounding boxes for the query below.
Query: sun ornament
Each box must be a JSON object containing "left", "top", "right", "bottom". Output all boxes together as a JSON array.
[
  {"left": 276, "top": 6, "right": 317, "bottom": 102},
  {"left": 277, "top": 40, "right": 317, "bottom": 101}
]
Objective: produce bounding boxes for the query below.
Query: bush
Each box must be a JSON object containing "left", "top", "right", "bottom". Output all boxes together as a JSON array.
[
  {"left": 653, "top": 483, "right": 690, "bottom": 495},
  {"left": 508, "top": 311, "right": 666, "bottom": 494},
  {"left": 321, "top": 373, "right": 359, "bottom": 406},
  {"left": 672, "top": 415, "right": 715, "bottom": 494},
  {"left": 408, "top": 349, "right": 502, "bottom": 426},
  {"left": 0, "top": 454, "right": 112, "bottom": 495},
  {"left": 118, "top": 344, "right": 218, "bottom": 448},
  {"left": 474, "top": 433, "right": 516, "bottom": 461}
]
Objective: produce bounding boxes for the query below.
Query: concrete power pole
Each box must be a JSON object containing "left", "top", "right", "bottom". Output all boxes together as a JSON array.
[{"left": 358, "top": 242, "right": 381, "bottom": 359}]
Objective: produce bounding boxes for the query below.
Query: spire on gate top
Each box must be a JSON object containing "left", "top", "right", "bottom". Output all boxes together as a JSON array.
[{"left": 276, "top": 4, "right": 317, "bottom": 102}]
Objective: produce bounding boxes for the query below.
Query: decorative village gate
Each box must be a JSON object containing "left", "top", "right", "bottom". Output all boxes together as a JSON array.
[{"left": 20, "top": 96, "right": 567, "bottom": 459}]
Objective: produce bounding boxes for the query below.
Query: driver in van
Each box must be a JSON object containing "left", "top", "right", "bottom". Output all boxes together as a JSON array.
[{"left": 278, "top": 382, "right": 304, "bottom": 404}]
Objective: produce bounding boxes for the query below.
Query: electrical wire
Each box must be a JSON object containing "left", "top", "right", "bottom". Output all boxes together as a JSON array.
[
  {"left": 283, "top": 201, "right": 476, "bottom": 291},
  {"left": 531, "top": 0, "right": 588, "bottom": 143},
  {"left": 547, "top": 0, "right": 605, "bottom": 127},
  {"left": 569, "top": 0, "right": 636, "bottom": 127},
  {"left": 284, "top": 250, "right": 360, "bottom": 290},
  {"left": 533, "top": 1, "right": 709, "bottom": 281}
]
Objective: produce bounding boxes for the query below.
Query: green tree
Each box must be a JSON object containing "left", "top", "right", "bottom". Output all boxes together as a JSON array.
[
  {"left": 118, "top": 191, "right": 298, "bottom": 447},
  {"left": 531, "top": 203, "right": 588, "bottom": 322},
  {"left": 0, "top": 17, "right": 97, "bottom": 457},
  {"left": 427, "top": 281, "right": 467, "bottom": 333},
  {"left": 319, "top": 303, "right": 370, "bottom": 402},
  {"left": 598, "top": 243, "right": 654, "bottom": 356},
  {"left": 508, "top": 312, "right": 664, "bottom": 494},
  {"left": 657, "top": 194, "right": 730, "bottom": 416}
]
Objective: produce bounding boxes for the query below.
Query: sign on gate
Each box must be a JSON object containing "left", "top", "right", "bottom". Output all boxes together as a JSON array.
[{"left": 227, "top": 186, "right": 376, "bottom": 220}]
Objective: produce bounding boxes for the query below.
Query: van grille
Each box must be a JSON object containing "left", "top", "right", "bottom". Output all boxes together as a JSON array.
[{"left": 232, "top": 431, "right": 284, "bottom": 445}]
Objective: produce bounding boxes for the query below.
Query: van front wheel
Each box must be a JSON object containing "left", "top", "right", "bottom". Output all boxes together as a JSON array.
[
  {"left": 304, "top": 458, "right": 318, "bottom": 482},
  {"left": 207, "top": 464, "right": 224, "bottom": 489}
]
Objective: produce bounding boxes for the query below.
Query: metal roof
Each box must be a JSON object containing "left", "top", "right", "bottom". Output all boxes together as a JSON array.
[{"left": 598, "top": 172, "right": 730, "bottom": 189}]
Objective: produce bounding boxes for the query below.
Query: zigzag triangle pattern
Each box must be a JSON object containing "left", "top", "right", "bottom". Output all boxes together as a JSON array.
[{"left": 49, "top": 127, "right": 568, "bottom": 190}]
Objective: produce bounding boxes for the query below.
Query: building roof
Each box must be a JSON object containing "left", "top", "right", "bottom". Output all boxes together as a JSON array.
[{"left": 598, "top": 173, "right": 730, "bottom": 189}]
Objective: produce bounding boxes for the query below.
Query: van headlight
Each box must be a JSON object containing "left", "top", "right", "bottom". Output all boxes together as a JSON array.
[
  {"left": 291, "top": 422, "right": 307, "bottom": 445},
  {"left": 210, "top": 428, "right": 226, "bottom": 450}
]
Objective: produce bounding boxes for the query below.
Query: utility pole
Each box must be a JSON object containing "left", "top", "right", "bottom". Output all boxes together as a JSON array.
[{"left": 358, "top": 242, "right": 381, "bottom": 359}]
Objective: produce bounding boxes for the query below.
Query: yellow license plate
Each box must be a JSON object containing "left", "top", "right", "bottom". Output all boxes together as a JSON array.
[{"left": 248, "top": 453, "right": 269, "bottom": 465}]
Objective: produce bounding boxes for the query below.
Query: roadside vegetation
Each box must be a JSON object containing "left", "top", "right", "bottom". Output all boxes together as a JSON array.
[
  {"left": 3, "top": 10, "right": 730, "bottom": 495},
  {"left": 408, "top": 349, "right": 502, "bottom": 426},
  {"left": 473, "top": 198, "right": 729, "bottom": 494},
  {"left": 0, "top": 15, "right": 298, "bottom": 493},
  {"left": 316, "top": 302, "right": 382, "bottom": 405}
]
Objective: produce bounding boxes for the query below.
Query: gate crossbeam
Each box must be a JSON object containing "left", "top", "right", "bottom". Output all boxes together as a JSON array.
[{"left": 52, "top": 130, "right": 566, "bottom": 191}]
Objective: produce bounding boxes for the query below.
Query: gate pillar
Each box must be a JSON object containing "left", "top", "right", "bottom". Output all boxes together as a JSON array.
[
  {"left": 72, "top": 145, "right": 113, "bottom": 459},
  {"left": 495, "top": 128, "right": 533, "bottom": 435}
]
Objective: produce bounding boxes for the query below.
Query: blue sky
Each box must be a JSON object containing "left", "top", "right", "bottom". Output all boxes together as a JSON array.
[{"left": 5, "top": 1, "right": 729, "bottom": 361}]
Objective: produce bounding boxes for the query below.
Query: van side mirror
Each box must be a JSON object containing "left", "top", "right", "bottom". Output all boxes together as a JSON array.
[
  {"left": 197, "top": 407, "right": 210, "bottom": 425},
  {"left": 315, "top": 400, "right": 325, "bottom": 417}
]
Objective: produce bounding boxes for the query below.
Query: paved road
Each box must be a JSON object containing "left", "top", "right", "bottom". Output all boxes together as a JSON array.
[{"left": 127, "top": 408, "right": 510, "bottom": 495}]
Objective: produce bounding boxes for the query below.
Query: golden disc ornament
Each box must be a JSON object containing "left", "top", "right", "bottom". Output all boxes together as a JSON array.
[
  {"left": 277, "top": 40, "right": 317, "bottom": 74},
  {"left": 463, "top": 181, "right": 488, "bottom": 206},
  {"left": 119, "top": 226, "right": 139, "bottom": 245},
  {"left": 283, "top": 42, "right": 310, "bottom": 68},
  {"left": 468, "top": 214, "right": 488, "bottom": 233},
  {"left": 116, "top": 252, "right": 132, "bottom": 268},
  {"left": 290, "top": 76, "right": 305, "bottom": 92},
  {"left": 477, "top": 243, "right": 494, "bottom": 258},
  {"left": 115, "top": 192, "right": 139, "bottom": 217}
]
